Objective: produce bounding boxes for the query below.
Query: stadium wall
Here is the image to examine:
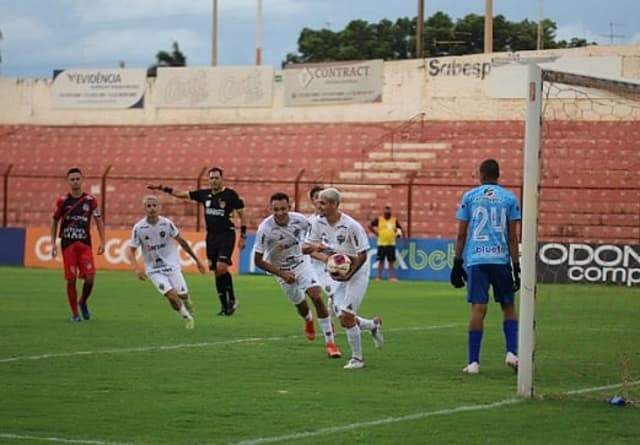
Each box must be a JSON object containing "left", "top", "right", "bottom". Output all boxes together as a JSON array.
[{"left": 0, "top": 45, "right": 638, "bottom": 125}]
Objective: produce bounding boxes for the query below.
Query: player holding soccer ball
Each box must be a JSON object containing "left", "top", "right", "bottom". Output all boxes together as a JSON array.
[
  {"left": 451, "top": 159, "right": 521, "bottom": 374},
  {"left": 304, "top": 188, "right": 384, "bottom": 370},
  {"left": 254, "top": 192, "right": 341, "bottom": 358}
]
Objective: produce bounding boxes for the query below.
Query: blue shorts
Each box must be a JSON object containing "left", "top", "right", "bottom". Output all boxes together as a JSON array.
[{"left": 466, "top": 263, "right": 515, "bottom": 305}]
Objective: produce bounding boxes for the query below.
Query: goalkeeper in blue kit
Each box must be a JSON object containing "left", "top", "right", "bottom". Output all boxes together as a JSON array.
[{"left": 450, "top": 159, "right": 522, "bottom": 374}]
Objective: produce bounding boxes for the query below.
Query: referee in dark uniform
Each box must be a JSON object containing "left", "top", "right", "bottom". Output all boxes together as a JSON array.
[{"left": 149, "top": 167, "right": 246, "bottom": 316}]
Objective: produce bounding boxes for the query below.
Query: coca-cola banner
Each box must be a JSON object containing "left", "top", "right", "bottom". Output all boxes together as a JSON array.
[{"left": 537, "top": 242, "right": 640, "bottom": 287}]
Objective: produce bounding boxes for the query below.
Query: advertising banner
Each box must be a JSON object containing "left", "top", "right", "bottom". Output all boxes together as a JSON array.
[
  {"left": 0, "top": 228, "right": 26, "bottom": 266},
  {"left": 154, "top": 66, "right": 274, "bottom": 108},
  {"left": 537, "top": 242, "right": 640, "bottom": 287},
  {"left": 24, "top": 228, "right": 238, "bottom": 274},
  {"left": 284, "top": 60, "right": 383, "bottom": 106},
  {"left": 239, "top": 235, "right": 455, "bottom": 282},
  {"left": 51, "top": 69, "right": 146, "bottom": 109}
]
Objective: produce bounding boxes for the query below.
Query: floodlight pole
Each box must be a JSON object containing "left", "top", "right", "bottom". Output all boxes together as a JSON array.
[
  {"left": 484, "top": 0, "right": 493, "bottom": 53},
  {"left": 416, "top": 0, "right": 424, "bottom": 58},
  {"left": 211, "top": 0, "right": 218, "bottom": 66},
  {"left": 256, "top": 0, "right": 263, "bottom": 65},
  {"left": 518, "top": 63, "right": 542, "bottom": 398}
]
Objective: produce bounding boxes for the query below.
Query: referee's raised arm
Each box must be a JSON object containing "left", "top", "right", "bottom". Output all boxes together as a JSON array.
[{"left": 147, "top": 183, "right": 190, "bottom": 199}]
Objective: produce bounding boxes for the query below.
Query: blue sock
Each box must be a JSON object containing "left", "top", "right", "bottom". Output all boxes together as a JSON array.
[
  {"left": 503, "top": 319, "right": 518, "bottom": 354},
  {"left": 468, "top": 330, "right": 483, "bottom": 364}
]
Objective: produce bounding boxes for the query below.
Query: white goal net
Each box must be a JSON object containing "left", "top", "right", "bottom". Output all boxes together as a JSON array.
[{"left": 519, "top": 65, "right": 640, "bottom": 400}]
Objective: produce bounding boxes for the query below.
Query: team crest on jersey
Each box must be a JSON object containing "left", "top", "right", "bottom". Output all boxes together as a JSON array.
[
  {"left": 159, "top": 231, "right": 166, "bottom": 238},
  {"left": 483, "top": 188, "right": 495, "bottom": 198},
  {"left": 82, "top": 203, "right": 90, "bottom": 212},
  {"left": 337, "top": 232, "right": 346, "bottom": 244}
]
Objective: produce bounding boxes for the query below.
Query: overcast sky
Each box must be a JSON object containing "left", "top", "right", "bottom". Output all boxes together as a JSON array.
[{"left": 1, "top": 0, "right": 638, "bottom": 79}]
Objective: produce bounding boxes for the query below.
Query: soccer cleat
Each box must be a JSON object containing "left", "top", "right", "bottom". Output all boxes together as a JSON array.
[
  {"left": 326, "top": 342, "right": 342, "bottom": 358},
  {"left": 304, "top": 319, "right": 316, "bottom": 341},
  {"left": 463, "top": 362, "right": 480, "bottom": 374},
  {"left": 217, "top": 308, "right": 227, "bottom": 317},
  {"left": 79, "top": 303, "right": 90, "bottom": 320},
  {"left": 185, "top": 319, "right": 195, "bottom": 329},
  {"left": 371, "top": 316, "right": 384, "bottom": 349},
  {"left": 226, "top": 300, "right": 238, "bottom": 316},
  {"left": 505, "top": 352, "right": 519, "bottom": 371},
  {"left": 343, "top": 357, "right": 365, "bottom": 369},
  {"left": 70, "top": 315, "right": 82, "bottom": 323}
]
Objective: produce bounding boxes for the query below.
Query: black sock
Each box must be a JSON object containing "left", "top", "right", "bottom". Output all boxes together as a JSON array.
[
  {"left": 215, "top": 275, "right": 227, "bottom": 310},
  {"left": 225, "top": 272, "right": 236, "bottom": 304}
]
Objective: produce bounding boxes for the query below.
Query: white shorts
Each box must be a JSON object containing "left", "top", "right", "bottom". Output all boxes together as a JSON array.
[
  {"left": 276, "top": 259, "right": 321, "bottom": 305},
  {"left": 147, "top": 268, "right": 189, "bottom": 297},
  {"left": 331, "top": 261, "right": 370, "bottom": 316},
  {"left": 311, "top": 258, "right": 337, "bottom": 297}
]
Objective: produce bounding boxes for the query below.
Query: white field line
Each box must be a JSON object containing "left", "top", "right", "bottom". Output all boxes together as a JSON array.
[
  {"left": 230, "top": 380, "right": 640, "bottom": 445},
  {"left": 0, "top": 433, "right": 131, "bottom": 444},
  {"left": 0, "top": 324, "right": 462, "bottom": 364}
]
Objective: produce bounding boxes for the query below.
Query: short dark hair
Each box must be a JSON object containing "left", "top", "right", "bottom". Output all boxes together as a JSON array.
[
  {"left": 208, "top": 167, "right": 224, "bottom": 177},
  {"left": 66, "top": 167, "right": 83, "bottom": 177},
  {"left": 479, "top": 159, "right": 500, "bottom": 180},
  {"left": 270, "top": 192, "right": 290, "bottom": 203},
  {"left": 309, "top": 186, "right": 323, "bottom": 200}
]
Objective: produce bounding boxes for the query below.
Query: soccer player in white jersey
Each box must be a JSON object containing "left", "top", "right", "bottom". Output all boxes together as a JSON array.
[
  {"left": 127, "top": 195, "right": 206, "bottom": 329},
  {"left": 306, "top": 186, "right": 337, "bottom": 317},
  {"left": 451, "top": 159, "right": 521, "bottom": 374},
  {"left": 304, "top": 188, "right": 383, "bottom": 370},
  {"left": 254, "top": 192, "right": 341, "bottom": 359}
]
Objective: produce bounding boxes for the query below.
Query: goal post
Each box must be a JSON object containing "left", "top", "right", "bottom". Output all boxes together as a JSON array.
[
  {"left": 517, "top": 65, "right": 640, "bottom": 398},
  {"left": 518, "top": 63, "right": 543, "bottom": 398}
]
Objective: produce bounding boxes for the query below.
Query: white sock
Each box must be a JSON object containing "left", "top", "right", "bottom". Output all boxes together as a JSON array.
[
  {"left": 357, "top": 316, "right": 375, "bottom": 331},
  {"left": 327, "top": 296, "right": 334, "bottom": 318},
  {"left": 318, "top": 317, "right": 335, "bottom": 343},
  {"left": 178, "top": 304, "right": 193, "bottom": 320},
  {"left": 346, "top": 325, "right": 363, "bottom": 360}
]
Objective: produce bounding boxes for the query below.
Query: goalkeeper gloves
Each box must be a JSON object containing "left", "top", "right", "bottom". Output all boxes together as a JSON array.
[
  {"left": 512, "top": 261, "right": 521, "bottom": 292},
  {"left": 450, "top": 258, "right": 467, "bottom": 288}
]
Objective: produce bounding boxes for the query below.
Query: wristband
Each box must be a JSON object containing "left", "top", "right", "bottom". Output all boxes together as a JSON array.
[
  {"left": 161, "top": 186, "right": 173, "bottom": 194},
  {"left": 240, "top": 225, "right": 247, "bottom": 239}
]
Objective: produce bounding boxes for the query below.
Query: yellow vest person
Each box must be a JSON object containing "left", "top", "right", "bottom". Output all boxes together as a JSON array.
[{"left": 368, "top": 205, "right": 404, "bottom": 281}]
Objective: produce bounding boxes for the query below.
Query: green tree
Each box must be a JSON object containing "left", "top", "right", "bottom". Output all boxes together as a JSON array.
[
  {"left": 283, "top": 12, "right": 594, "bottom": 65},
  {"left": 147, "top": 41, "right": 187, "bottom": 77}
]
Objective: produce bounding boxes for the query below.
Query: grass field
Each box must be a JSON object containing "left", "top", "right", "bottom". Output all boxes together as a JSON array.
[{"left": 1, "top": 267, "right": 638, "bottom": 445}]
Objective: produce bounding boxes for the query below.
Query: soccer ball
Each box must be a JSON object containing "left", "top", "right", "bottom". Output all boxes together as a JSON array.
[{"left": 326, "top": 253, "right": 351, "bottom": 276}]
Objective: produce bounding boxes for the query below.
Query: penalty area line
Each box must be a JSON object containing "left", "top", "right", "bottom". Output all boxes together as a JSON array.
[
  {"left": 230, "top": 379, "right": 640, "bottom": 445},
  {"left": 0, "top": 337, "right": 283, "bottom": 364},
  {"left": 0, "top": 432, "right": 130, "bottom": 445},
  {"left": 0, "top": 323, "right": 460, "bottom": 364}
]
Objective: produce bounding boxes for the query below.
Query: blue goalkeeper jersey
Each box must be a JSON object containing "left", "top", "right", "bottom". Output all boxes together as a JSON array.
[{"left": 455, "top": 183, "right": 521, "bottom": 267}]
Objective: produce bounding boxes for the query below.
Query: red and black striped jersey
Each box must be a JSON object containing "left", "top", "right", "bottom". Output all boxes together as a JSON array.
[{"left": 52, "top": 193, "right": 101, "bottom": 249}]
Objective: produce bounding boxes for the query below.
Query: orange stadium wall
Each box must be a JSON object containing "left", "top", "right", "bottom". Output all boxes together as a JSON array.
[
  {"left": 23, "top": 228, "right": 238, "bottom": 274},
  {"left": 0, "top": 45, "right": 638, "bottom": 125}
]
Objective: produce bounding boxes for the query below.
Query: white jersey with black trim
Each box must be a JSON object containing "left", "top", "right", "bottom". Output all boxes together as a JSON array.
[
  {"left": 255, "top": 212, "right": 310, "bottom": 270},
  {"left": 306, "top": 212, "right": 370, "bottom": 257},
  {"left": 130, "top": 216, "right": 181, "bottom": 272}
]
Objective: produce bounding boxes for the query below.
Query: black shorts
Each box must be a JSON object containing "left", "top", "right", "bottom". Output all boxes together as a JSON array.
[
  {"left": 206, "top": 231, "right": 236, "bottom": 270},
  {"left": 376, "top": 245, "right": 396, "bottom": 262}
]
